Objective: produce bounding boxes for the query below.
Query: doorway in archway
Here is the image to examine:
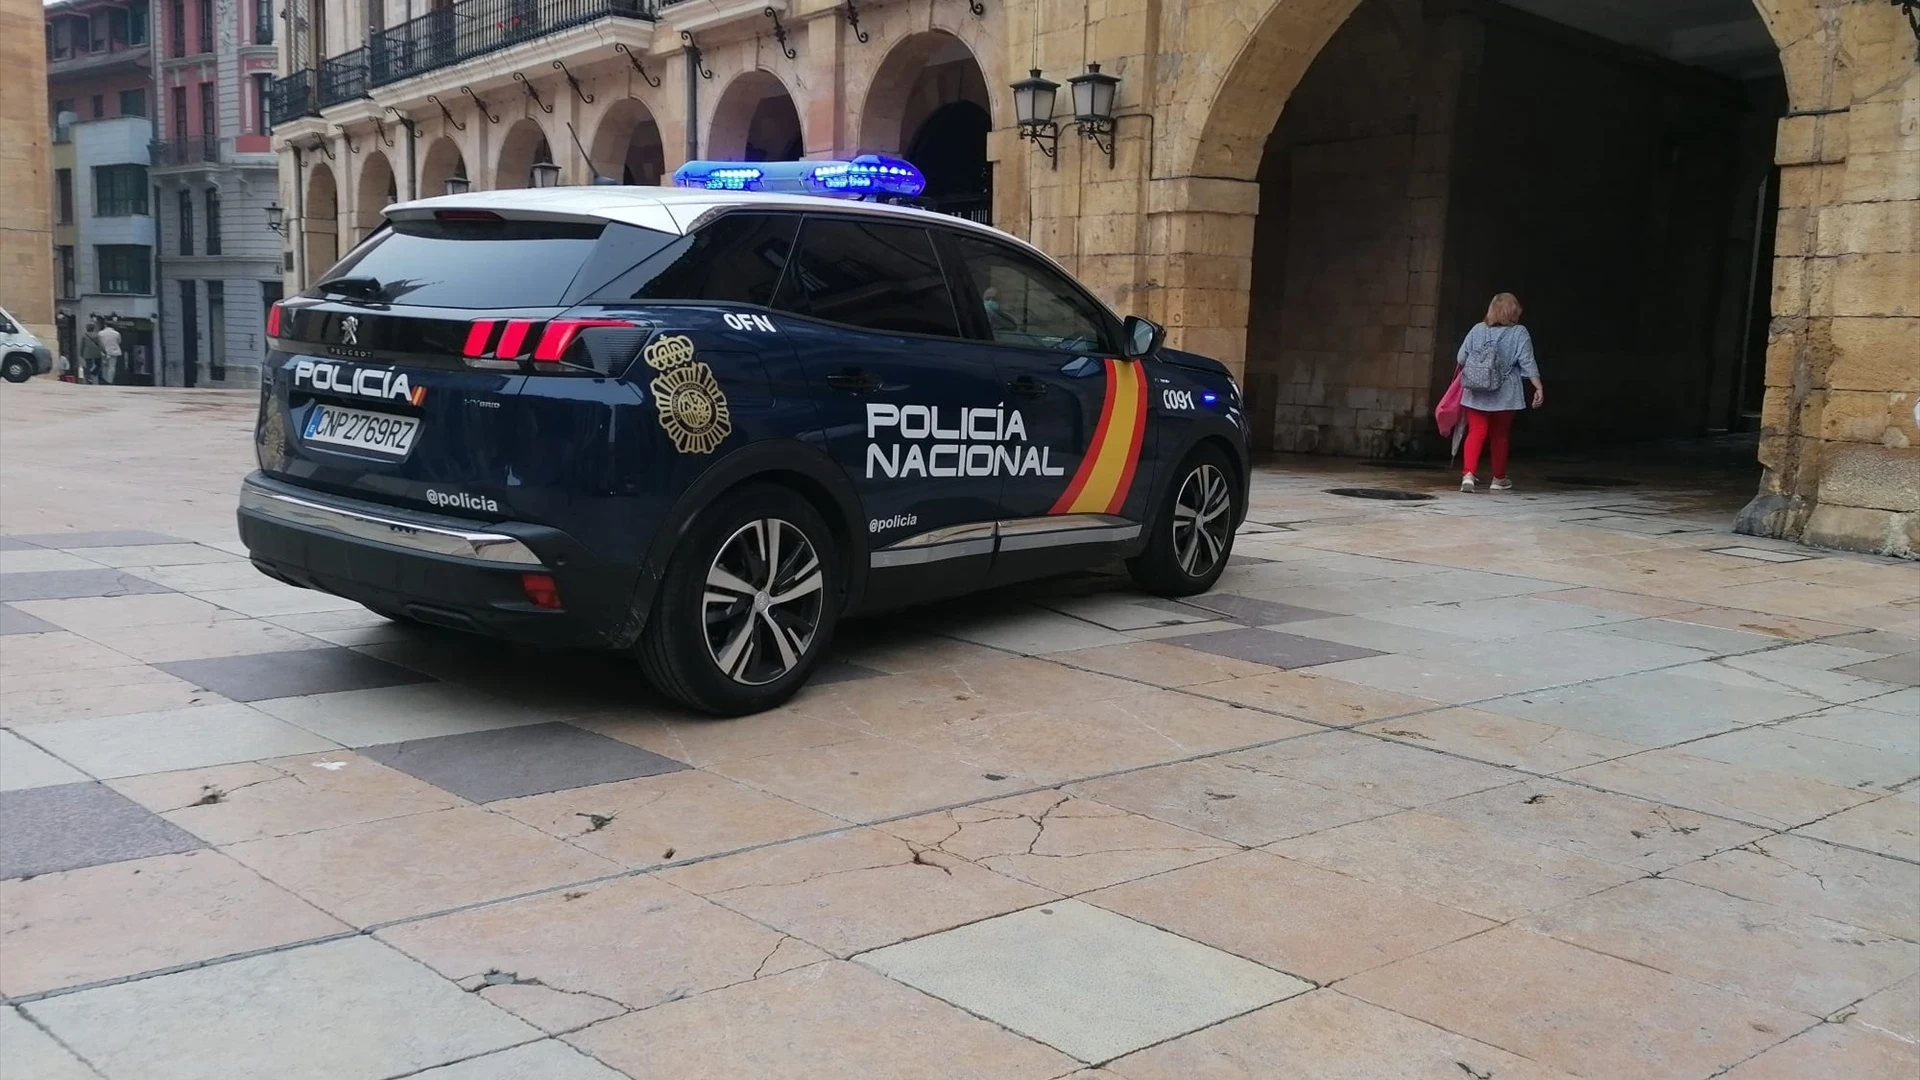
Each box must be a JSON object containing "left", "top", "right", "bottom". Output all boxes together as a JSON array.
[{"left": 907, "top": 100, "right": 990, "bottom": 223}]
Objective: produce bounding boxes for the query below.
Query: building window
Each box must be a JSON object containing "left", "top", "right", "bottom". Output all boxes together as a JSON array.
[
  {"left": 179, "top": 190, "right": 195, "bottom": 255},
  {"left": 119, "top": 88, "right": 146, "bottom": 117},
  {"left": 180, "top": 279, "right": 200, "bottom": 386},
  {"left": 97, "top": 245, "right": 153, "bottom": 293},
  {"left": 93, "top": 165, "right": 149, "bottom": 216},
  {"left": 168, "top": 0, "right": 184, "bottom": 56},
  {"left": 129, "top": 1, "right": 149, "bottom": 44},
  {"left": 89, "top": 11, "right": 106, "bottom": 49},
  {"left": 58, "top": 247, "right": 77, "bottom": 299},
  {"left": 171, "top": 86, "right": 187, "bottom": 140},
  {"left": 200, "top": 82, "right": 216, "bottom": 142},
  {"left": 207, "top": 281, "right": 227, "bottom": 380},
  {"left": 255, "top": 0, "right": 272, "bottom": 44},
  {"left": 206, "top": 189, "right": 221, "bottom": 255},
  {"left": 91, "top": 94, "right": 104, "bottom": 119},
  {"left": 252, "top": 74, "right": 270, "bottom": 134},
  {"left": 55, "top": 169, "right": 74, "bottom": 224},
  {"left": 107, "top": 6, "right": 130, "bottom": 45},
  {"left": 197, "top": 0, "right": 212, "bottom": 52}
]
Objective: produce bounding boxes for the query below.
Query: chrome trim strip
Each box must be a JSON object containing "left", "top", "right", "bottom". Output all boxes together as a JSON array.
[
  {"left": 239, "top": 484, "right": 543, "bottom": 566},
  {"left": 995, "top": 513, "right": 1134, "bottom": 537},
  {"left": 869, "top": 537, "right": 996, "bottom": 568},
  {"left": 996, "top": 523, "right": 1140, "bottom": 552},
  {"left": 888, "top": 521, "right": 999, "bottom": 548}
]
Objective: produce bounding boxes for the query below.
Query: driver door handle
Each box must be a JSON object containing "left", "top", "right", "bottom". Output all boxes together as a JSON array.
[
  {"left": 1005, "top": 375, "right": 1047, "bottom": 398},
  {"left": 826, "top": 368, "right": 878, "bottom": 393}
]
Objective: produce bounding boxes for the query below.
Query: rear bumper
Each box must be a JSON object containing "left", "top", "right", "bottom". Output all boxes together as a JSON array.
[{"left": 236, "top": 472, "right": 645, "bottom": 648}]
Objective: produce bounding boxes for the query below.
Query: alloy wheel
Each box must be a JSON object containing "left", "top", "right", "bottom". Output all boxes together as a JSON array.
[
  {"left": 702, "top": 518, "right": 825, "bottom": 686},
  {"left": 1171, "top": 463, "right": 1232, "bottom": 577}
]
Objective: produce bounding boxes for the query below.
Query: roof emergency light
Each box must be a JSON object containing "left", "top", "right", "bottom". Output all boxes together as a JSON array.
[{"left": 672, "top": 155, "right": 926, "bottom": 199}]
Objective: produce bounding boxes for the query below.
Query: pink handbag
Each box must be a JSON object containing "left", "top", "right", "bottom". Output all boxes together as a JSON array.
[{"left": 1434, "top": 373, "right": 1466, "bottom": 458}]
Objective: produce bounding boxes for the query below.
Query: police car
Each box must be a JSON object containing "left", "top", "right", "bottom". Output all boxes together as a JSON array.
[{"left": 238, "top": 155, "right": 1249, "bottom": 714}]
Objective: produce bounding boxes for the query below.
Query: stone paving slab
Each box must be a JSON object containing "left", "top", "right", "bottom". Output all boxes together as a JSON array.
[
  {"left": 0, "top": 782, "right": 206, "bottom": 879},
  {"left": 359, "top": 722, "right": 689, "bottom": 804}
]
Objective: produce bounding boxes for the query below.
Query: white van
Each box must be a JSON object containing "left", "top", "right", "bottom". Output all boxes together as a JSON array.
[{"left": 0, "top": 306, "right": 55, "bottom": 383}]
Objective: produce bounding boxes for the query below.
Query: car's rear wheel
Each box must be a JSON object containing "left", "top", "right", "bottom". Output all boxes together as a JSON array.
[
  {"left": 638, "top": 484, "right": 838, "bottom": 715},
  {"left": 2, "top": 356, "right": 32, "bottom": 383},
  {"left": 1126, "top": 444, "right": 1237, "bottom": 597}
]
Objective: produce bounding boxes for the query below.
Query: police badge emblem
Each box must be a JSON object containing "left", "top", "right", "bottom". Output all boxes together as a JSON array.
[{"left": 644, "top": 334, "right": 732, "bottom": 455}]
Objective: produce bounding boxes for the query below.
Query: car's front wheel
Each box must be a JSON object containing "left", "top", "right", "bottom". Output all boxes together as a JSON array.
[
  {"left": 638, "top": 484, "right": 839, "bottom": 715},
  {"left": 1127, "top": 444, "right": 1238, "bottom": 596},
  {"left": 2, "top": 356, "right": 33, "bottom": 383}
]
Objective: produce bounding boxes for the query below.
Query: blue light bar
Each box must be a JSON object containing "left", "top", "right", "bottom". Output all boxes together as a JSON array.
[{"left": 672, "top": 154, "right": 926, "bottom": 199}]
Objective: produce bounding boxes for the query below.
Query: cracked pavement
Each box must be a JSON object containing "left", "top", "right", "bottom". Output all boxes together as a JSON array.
[{"left": 1, "top": 385, "right": 1916, "bottom": 1079}]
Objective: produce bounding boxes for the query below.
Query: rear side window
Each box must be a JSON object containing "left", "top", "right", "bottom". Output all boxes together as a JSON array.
[
  {"left": 314, "top": 217, "right": 606, "bottom": 309},
  {"left": 617, "top": 213, "right": 799, "bottom": 305},
  {"left": 774, "top": 218, "right": 961, "bottom": 338}
]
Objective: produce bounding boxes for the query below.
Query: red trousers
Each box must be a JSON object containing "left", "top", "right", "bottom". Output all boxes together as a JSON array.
[{"left": 1462, "top": 408, "right": 1515, "bottom": 478}]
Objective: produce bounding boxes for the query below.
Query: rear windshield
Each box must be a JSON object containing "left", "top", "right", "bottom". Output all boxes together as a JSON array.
[{"left": 312, "top": 218, "right": 608, "bottom": 309}]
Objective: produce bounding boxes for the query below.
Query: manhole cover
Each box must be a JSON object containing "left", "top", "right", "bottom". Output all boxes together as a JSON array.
[
  {"left": 1325, "top": 487, "right": 1436, "bottom": 501},
  {"left": 1359, "top": 460, "right": 1452, "bottom": 472},
  {"left": 1545, "top": 475, "right": 1641, "bottom": 488}
]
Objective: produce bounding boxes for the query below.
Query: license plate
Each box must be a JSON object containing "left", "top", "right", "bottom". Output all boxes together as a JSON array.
[{"left": 302, "top": 404, "right": 420, "bottom": 457}]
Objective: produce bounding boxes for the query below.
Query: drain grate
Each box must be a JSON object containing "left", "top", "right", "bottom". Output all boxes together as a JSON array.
[
  {"left": 1545, "top": 475, "right": 1641, "bottom": 488},
  {"left": 1325, "top": 487, "right": 1436, "bottom": 502}
]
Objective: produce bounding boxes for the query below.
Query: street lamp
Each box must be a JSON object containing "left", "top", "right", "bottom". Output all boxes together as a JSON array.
[
  {"left": 444, "top": 174, "right": 471, "bottom": 195},
  {"left": 1010, "top": 68, "right": 1060, "bottom": 169},
  {"left": 530, "top": 161, "right": 562, "bottom": 188},
  {"left": 264, "top": 202, "right": 286, "bottom": 236},
  {"left": 1068, "top": 62, "right": 1120, "bottom": 168}
]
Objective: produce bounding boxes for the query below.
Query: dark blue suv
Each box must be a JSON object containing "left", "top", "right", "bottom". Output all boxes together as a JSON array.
[{"left": 239, "top": 179, "right": 1249, "bottom": 714}]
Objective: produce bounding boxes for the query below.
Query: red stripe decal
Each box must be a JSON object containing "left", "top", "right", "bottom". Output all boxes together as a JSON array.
[
  {"left": 1104, "top": 362, "right": 1149, "bottom": 515},
  {"left": 1049, "top": 358, "right": 1119, "bottom": 515}
]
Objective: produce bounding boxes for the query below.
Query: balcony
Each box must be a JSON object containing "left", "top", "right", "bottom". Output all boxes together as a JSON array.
[
  {"left": 317, "top": 47, "right": 369, "bottom": 108},
  {"left": 48, "top": 41, "right": 152, "bottom": 79},
  {"left": 268, "top": 69, "right": 317, "bottom": 128},
  {"left": 150, "top": 136, "right": 223, "bottom": 168}
]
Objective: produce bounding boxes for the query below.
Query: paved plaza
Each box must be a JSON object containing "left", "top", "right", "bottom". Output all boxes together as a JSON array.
[{"left": 1, "top": 383, "right": 1916, "bottom": 1079}]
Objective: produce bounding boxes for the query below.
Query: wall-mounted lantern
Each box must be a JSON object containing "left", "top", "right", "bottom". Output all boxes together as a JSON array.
[
  {"left": 1068, "top": 62, "right": 1120, "bottom": 168},
  {"left": 265, "top": 203, "right": 287, "bottom": 235},
  {"left": 530, "top": 161, "right": 562, "bottom": 188},
  {"left": 1010, "top": 68, "right": 1060, "bottom": 169},
  {"left": 444, "top": 174, "right": 472, "bottom": 195}
]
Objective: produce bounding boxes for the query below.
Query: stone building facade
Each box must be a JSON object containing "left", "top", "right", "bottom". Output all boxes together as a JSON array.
[
  {"left": 4, "top": 0, "right": 57, "bottom": 348},
  {"left": 268, "top": 0, "right": 1918, "bottom": 555}
]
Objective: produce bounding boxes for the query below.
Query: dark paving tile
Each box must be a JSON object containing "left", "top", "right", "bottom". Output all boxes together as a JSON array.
[
  {"left": 0, "top": 570, "right": 175, "bottom": 603},
  {"left": 1839, "top": 654, "right": 1920, "bottom": 687},
  {"left": 1, "top": 783, "right": 205, "bottom": 879},
  {"left": 810, "top": 660, "right": 886, "bottom": 686},
  {"left": 1145, "top": 594, "right": 1334, "bottom": 627},
  {"left": 361, "top": 722, "right": 688, "bottom": 803},
  {"left": 8, "top": 530, "right": 185, "bottom": 548},
  {"left": 1228, "top": 554, "right": 1275, "bottom": 566},
  {"left": 1173, "top": 627, "right": 1383, "bottom": 669},
  {"left": 157, "top": 648, "right": 434, "bottom": 702},
  {"left": 0, "top": 537, "right": 40, "bottom": 551},
  {"left": 0, "top": 603, "right": 60, "bottom": 635}
]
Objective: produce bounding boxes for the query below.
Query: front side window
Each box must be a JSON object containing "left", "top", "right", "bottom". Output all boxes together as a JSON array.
[
  {"left": 97, "top": 245, "right": 153, "bottom": 293},
  {"left": 949, "top": 234, "right": 1110, "bottom": 352},
  {"left": 313, "top": 217, "right": 608, "bottom": 308},
  {"left": 774, "top": 217, "right": 961, "bottom": 338},
  {"left": 93, "top": 165, "right": 149, "bottom": 216},
  {"left": 617, "top": 213, "right": 797, "bottom": 305}
]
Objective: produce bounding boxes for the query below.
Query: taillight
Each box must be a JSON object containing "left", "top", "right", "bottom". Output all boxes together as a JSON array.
[
  {"left": 520, "top": 572, "right": 562, "bottom": 609},
  {"left": 533, "top": 319, "right": 634, "bottom": 362},
  {"left": 461, "top": 320, "right": 496, "bottom": 358},
  {"left": 266, "top": 302, "right": 282, "bottom": 338},
  {"left": 493, "top": 319, "right": 535, "bottom": 359}
]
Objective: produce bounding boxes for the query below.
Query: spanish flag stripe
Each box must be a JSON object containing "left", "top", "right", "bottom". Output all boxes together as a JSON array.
[
  {"left": 1103, "top": 372, "right": 1149, "bottom": 515},
  {"left": 1052, "top": 359, "right": 1148, "bottom": 516},
  {"left": 1049, "top": 359, "right": 1120, "bottom": 514}
]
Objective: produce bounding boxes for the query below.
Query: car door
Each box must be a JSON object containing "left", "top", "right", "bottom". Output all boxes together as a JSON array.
[
  {"left": 770, "top": 213, "right": 1004, "bottom": 607},
  {"left": 939, "top": 230, "right": 1156, "bottom": 585}
]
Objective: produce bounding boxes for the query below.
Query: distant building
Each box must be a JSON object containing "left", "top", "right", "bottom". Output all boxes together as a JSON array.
[
  {"left": 45, "top": 0, "right": 156, "bottom": 376},
  {"left": 150, "top": 0, "right": 281, "bottom": 387}
]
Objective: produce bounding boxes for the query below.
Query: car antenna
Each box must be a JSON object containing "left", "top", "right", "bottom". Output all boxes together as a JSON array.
[{"left": 565, "top": 121, "right": 620, "bottom": 186}]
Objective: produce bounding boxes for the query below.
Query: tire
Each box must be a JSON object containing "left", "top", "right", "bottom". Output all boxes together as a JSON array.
[
  {"left": 638, "top": 483, "right": 840, "bottom": 716},
  {"left": 1127, "top": 444, "right": 1238, "bottom": 597},
  {"left": 1, "top": 356, "right": 31, "bottom": 383}
]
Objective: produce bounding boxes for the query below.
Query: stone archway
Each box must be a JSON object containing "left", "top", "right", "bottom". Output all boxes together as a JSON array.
[
  {"left": 494, "top": 118, "right": 554, "bottom": 189},
  {"left": 419, "top": 136, "right": 467, "bottom": 196},
  {"left": 859, "top": 30, "right": 993, "bottom": 219},
  {"left": 353, "top": 151, "right": 397, "bottom": 240},
  {"left": 708, "top": 70, "right": 803, "bottom": 162},
  {"left": 589, "top": 97, "right": 666, "bottom": 185},
  {"left": 304, "top": 161, "right": 339, "bottom": 277}
]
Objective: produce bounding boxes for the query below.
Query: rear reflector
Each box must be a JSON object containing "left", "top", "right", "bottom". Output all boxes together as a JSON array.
[
  {"left": 533, "top": 319, "right": 635, "bottom": 362},
  {"left": 520, "top": 572, "right": 563, "bottom": 610},
  {"left": 462, "top": 320, "right": 496, "bottom": 358},
  {"left": 494, "top": 320, "right": 535, "bottom": 359},
  {"left": 266, "top": 302, "right": 282, "bottom": 338}
]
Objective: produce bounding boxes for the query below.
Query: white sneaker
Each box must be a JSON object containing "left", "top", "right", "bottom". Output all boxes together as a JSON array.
[
  {"left": 1460, "top": 473, "right": 1477, "bottom": 493},
  {"left": 1490, "top": 477, "right": 1513, "bottom": 492}
]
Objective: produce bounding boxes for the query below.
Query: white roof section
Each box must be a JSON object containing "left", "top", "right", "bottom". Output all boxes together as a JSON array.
[{"left": 385, "top": 186, "right": 1054, "bottom": 264}]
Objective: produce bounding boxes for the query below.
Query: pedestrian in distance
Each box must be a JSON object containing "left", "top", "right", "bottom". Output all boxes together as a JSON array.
[
  {"left": 96, "top": 318, "right": 124, "bottom": 385},
  {"left": 1454, "top": 292, "right": 1544, "bottom": 493},
  {"left": 78, "top": 319, "right": 105, "bottom": 385}
]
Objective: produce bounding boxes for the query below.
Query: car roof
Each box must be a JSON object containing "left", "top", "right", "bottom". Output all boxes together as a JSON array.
[{"left": 385, "top": 186, "right": 1059, "bottom": 269}]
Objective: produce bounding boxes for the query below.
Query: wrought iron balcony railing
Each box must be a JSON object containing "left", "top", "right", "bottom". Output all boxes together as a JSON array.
[
  {"left": 268, "top": 68, "right": 316, "bottom": 128},
  {"left": 368, "top": 0, "right": 653, "bottom": 88},
  {"left": 317, "top": 47, "right": 370, "bottom": 108},
  {"left": 149, "top": 136, "right": 223, "bottom": 167}
]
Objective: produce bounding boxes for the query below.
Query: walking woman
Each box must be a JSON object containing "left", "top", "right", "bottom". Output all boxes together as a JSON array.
[{"left": 1455, "top": 292, "right": 1544, "bottom": 492}]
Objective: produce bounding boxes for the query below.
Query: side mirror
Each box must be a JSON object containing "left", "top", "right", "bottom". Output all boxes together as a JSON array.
[{"left": 1123, "top": 314, "right": 1164, "bottom": 358}]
